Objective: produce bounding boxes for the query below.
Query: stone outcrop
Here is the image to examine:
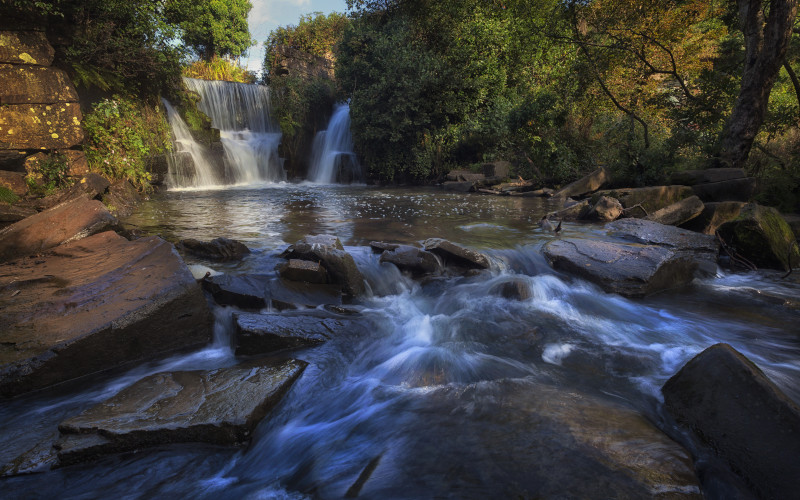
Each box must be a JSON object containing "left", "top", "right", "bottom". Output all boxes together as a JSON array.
[
  {"left": 597, "top": 185, "right": 693, "bottom": 216},
  {"left": 423, "top": 238, "right": 490, "bottom": 270},
  {"left": 670, "top": 168, "right": 755, "bottom": 202},
  {"left": 0, "top": 31, "right": 54, "bottom": 66},
  {"left": 680, "top": 201, "right": 745, "bottom": 235},
  {"left": 271, "top": 45, "right": 334, "bottom": 80},
  {"left": 0, "top": 64, "right": 78, "bottom": 104},
  {"left": 177, "top": 237, "right": 251, "bottom": 261},
  {"left": 552, "top": 167, "right": 608, "bottom": 199},
  {"left": 717, "top": 203, "right": 799, "bottom": 271},
  {"left": 280, "top": 234, "right": 365, "bottom": 296},
  {"left": 279, "top": 259, "right": 329, "bottom": 284},
  {"left": 56, "top": 359, "right": 306, "bottom": 466},
  {"left": 100, "top": 179, "right": 141, "bottom": 218},
  {"left": 0, "top": 169, "right": 26, "bottom": 196},
  {"left": 0, "top": 196, "right": 117, "bottom": 263},
  {"left": 606, "top": 218, "right": 719, "bottom": 267},
  {"left": 202, "top": 273, "right": 343, "bottom": 310},
  {"left": 585, "top": 195, "right": 622, "bottom": 221},
  {"left": 0, "top": 231, "right": 213, "bottom": 398},
  {"left": 644, "top": 195, "right": 704, "bottom": 226},
  {"left": 0, "top": 102, "right": 83, "bottom": 150},
  {"left": 662, "top": 344, "right": 800, "bottom": 499},
  {"left": 379, "top": 244, "right": 441, "bottom": 276},
  {"left": 234, "top": 312, "right": 353, "bottom": 355}
]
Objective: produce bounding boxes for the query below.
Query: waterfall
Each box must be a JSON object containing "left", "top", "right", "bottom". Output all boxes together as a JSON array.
[
  {"left": 308, "top": 103, "right": 363, "bottom": 184},
  {"left": 162, "top": 99, "right": 222, "bottom": 188},
  {"left": 163, "top": 78, "right": 285, "bottom": 189}
]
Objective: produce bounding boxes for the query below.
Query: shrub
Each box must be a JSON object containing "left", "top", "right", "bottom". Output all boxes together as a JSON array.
[
  {"left": 25, "top": 153, "right": 72, "bottom": 196},
  {"left": 182, "top": 56, "right": 255, "bottom": 83},
  {"left": 0, "top": 186, "right": 19, "bottom": 205}
]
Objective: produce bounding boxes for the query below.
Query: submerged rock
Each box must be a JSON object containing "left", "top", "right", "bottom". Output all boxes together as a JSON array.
[
  {"left": 662, "top": 344, "right": 800, "bottom": 499},
  {"left": 716, "top": 203, "right": 799, "bottom": 271},
  {"left": 644, "top": 195, "right": 704, "bottom": 227},
  {"left": 489, "top": 278, "right": 531, "bottom": 301},
  {"left": 281, "top": 234, "right": 365, "bottom": 296},
  {"left": 279, "top": 258, "right": 329, "bottom": 284},
  {"left": 552, "top": 166, "right": 609, "bottom": 199},
  {"left": 380, "top": 245, "right": 441, "bottom": 276},
  {"left": 56, "top": 359, "right": 307, "bottom": 466},
  {"left": 423, "top": 238, "right": 490, "bottom": 270},
  {"left": 177, "top": 237, "right": 251, "bottom": 261},
  {"left": 234, "top": 312, "right": 352, "bottom": 355},
  {"left": 0, "top": 196, "right": 117, "bottom": 263},
  {"left": 0, "top": 231, "right": 213, "bottom": 398}
]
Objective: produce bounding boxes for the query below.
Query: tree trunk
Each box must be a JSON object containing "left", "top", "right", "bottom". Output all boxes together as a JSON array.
[{"left": 717, "top": 0, "right": 799, "bottom": 169}]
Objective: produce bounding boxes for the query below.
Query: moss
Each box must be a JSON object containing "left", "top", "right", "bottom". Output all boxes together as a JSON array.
[
  {"left": 723, "top": 204, "right": 799, "bottom": 271},
  {"left": 0, "top": 186, "right": 19, "bottom": 205}
]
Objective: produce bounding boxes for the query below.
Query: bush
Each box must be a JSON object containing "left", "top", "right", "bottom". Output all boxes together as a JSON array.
[
  {"left": 25, "top": 153, "right": 72, "bottom": 196},
  {"left": 183, "top": 56, "right": 255, "bottom": 83},
  {"left": 0, "top": 186, "right": 19, "bottom": 205},
  {"left": 83, "top": 96, "right": 172, "bottom": 191}
]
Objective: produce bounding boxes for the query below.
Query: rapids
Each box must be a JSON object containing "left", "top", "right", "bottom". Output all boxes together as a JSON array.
[{"left": 2, "top": 185, "right": 799, "bottom": 498}]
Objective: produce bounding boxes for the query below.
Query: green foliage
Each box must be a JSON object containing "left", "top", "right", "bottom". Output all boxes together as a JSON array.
[
  {"left": 83, "top": 97, "right": 172, "bottom": 192},
  {"left": 0, "top": 186, "right": 19, "bottom": 205},
  {"left": 166, "top": 0, "right": 255, "bottom": 60},
  {"left": 25, "top": 153, "right": 72, "bottom": 196},
  {"left": 183, "top": 56, "right": 255, "bottom": 83},
  {"left": 264, "top": 12, "right": 350, "bottom": 73},
  {"left": 0, "top": 0, "right": 63, "bottom": 16}
]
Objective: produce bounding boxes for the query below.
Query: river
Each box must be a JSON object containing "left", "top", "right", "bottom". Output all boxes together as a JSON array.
[{"left": 2, "top": 184, "right": 799, "bottom": 498}]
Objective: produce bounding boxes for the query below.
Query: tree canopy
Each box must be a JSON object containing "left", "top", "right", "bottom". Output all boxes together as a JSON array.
[{"left": 166, "top": 0, "right": 255, "bottom": 60}]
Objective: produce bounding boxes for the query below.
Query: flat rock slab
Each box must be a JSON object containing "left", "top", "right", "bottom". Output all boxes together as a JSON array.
[
  {"left": 0, "top": 102, "right": 84, "bottom": 150},
  {"left": 0, "top": 64, "right": 79, "bottom": 104},
  {"left": 606, "top": 218, "right": 718, "bottom": 262},
  {"left": 177, "top": 237, "right": 250, "bottom": 261},
  {"left": 552, "top": 166, "right": 608, "bottom": 199},
  {"left": 234, "top": 313, "right": 354, "bottom": 355},
  {"left": 0, "top": 196, "right": 117, "bottom": 263},
  {"left": 663, "top": 344, "right": 800, "bottom": 499},
  {"left": 0, "top": 231, "right": 213, "bottom": 398},
  {"left": 202, "top": 273, "right": 270, "bottom": 309},
  {"left": 0, "top": 31, "right": 54, "bottom": 66},
  {"left": 279, "top": 258, "right": 328, "bottom": 284},
  {"left": 423, "top": 238, "right": 490, "bottom": 270},
  {"left": 56, "top": 359, "right": 307, "bottom": 466},
  {"left": 645, "top": 195, "right": 704, "bottom": 227}
]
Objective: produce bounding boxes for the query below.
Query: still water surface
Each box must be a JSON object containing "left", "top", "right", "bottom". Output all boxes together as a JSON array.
[{"left": 2, "top": 184, "right": 799, "bottom": 498}]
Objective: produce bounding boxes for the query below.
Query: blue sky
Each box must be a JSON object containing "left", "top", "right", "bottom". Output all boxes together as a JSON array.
[{"left": 244, "top": 0, "right": 349, "bottom": 74}]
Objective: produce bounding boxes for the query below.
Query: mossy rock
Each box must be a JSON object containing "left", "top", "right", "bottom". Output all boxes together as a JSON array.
[{"left": 717, "top": 203, "right": 800, "bottom": 271}]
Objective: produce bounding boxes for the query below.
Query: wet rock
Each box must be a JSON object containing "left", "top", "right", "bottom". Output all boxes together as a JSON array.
[
  {"left": 0, "top": 203, "right": 36, "bottom": 227},
  {"left": 644, "top": 195, "right": 704, "bottom": 226},
  {"left": 442, "top": 181, "right": 475, "bottom": 192},
  {"left": 0, "top": 169, "right": 27, "bottom": 196},
  {"left": 177, "top": 237, "right": 251, "bottom": 261},
  {"left": 597, "top": 185, "right": 693, "bottom": 215},
  {"left": 482, "top": 160, "right": 510, "bottom": 179},
  {"left": 547, "top": 199, "right": 590, "bottom": 221},
  {"left": 543, "top": 238, "right": 700, "bottom": 297},
  {"left": 202, "top": 273, "right": 269, "bottom": 309},
  {"left": 359, "top": 379, "right": 700, "bottom": 499},
  {"left": 234, "top": 312, "right": 349, "bottom": 354},
  {"left": 784, "top": 213, "right": 800, "bottom": 239},
  {"left": 281, "top": 235, "right": 365, "bottom": 296},
  {"left": 670, "top": 168, "right": 747, "bottom": 185},
  {"left": 0, "top": 231, "right": 213, "bottom": 398},
  {"left": 56, "top": 359, "right": 306, "bottom": 466},
  {"left": 606, "top": 218, "right": 719, "bottom": 267},
  {"left": 369, "top": 241, "right": 401, "bottom": 253},
  {"left": 680, "top": 201, "right": 745, "bottom": 235},
  {"left": 0, "top": 196, "right": 117, "bottom": 263},
  {"left": 585, "top": 195, "right": 622, "bottom": 221},
  {"left": 552, "top": 166, "right": 608, "bottom": 199},
  {"left": 279, "top": 259, "right": 329, "bottom": 284},
  {"left": 692, "top": 177, "right": 756, "bottom": 203},
  {"left": 423, "top": 238, "right": 490, "bottom": 270},
  {"left": 101, "top": 179, "right": 141, "bottom": 218},
  {"left": 0, "top": 102, "right": 84, "bottom": 150},
  {"left": 489, "top": 278, "right": 531, "bottom": 300},
  {"left": 380, "top": 245, "right": 441, "bottom": 276},
  {"left": 0, "top": 431, "right": 59, "bottom": 477},
  {"left": 0, "top": 64, "right": 79, "bottom": 104},
  {"left": 145, "top": 154, "right": 169, "bottom": 186},
  {"left": 267, "top": 279, "right": 342, "bottom": 310},
  {"left": 662, "top": 344, "right": 800, "bottom": 500},
  {"left": 0, "top": 31, "right": 54, "bottom": 66},
  {"left": 717, "top": 203, "right": 799, "bottom": 271}
]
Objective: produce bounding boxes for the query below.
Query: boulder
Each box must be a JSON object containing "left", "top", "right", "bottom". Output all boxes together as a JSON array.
[
  {"left": 784, "top": 214, "right": 800, "bottom": 239},
  {"left": 662, "top": 344, "right": 800, "bottom": 500},
  {"left": 423, "top": 238, "right": 490, "bottom": 270},
  {"left": 369, "top": 241, "right": 401, "bottom": 253},
  {"left": 145, "top": 154, "right": 169, "bottom": 186},
  {"left": 546, "top": 199, "right": 590, "bottom": 221},
  {"left": 267, "top": 279, "right": 342, "bottom": 310},
  {"left": 482, "top": 160, "right": 511, "bottom": 179},
  {"left": 0, "top": 102, "right": 84, "bottom": 150},
  {"left": 0, "top": 169, "right": 27, "bottom": 196},
  {"left": 605, "top": 218, "right": 718, "bottom": 267},
  {"left": 279, "top": 259, "right": 329, "bottom": 284},
  {"left": 597, "top": 186, "right": 693, "bottom": 215},
  {"left": 691, "top": 177, "right": 756, "bottom": 203},
  {"left": 379, "top": 245, "right": 441, "bottom": 276},
  {"left": 717, "top": 203, "right": 799, "bottom": 271},
  {"left": 234, "top": 313, "right": 348, "bottom": 354},
  {"left": 670, "top": 168, "right": 746, "bottom": 185},
  {"left": 56, "top": 359, "right": 306, "bottom": 466},
  {"left": 0, "top": 231, "right": 213, "bottom": 398},
  {"left": 201, "top": 273, "right": 269, "bottom": 310},
  {"left": 100, "top": 179, "right": 141, "bottom": 218},
  {"left": 0, "top": 203, "right": 36, "bottom": 226},
  {"left": 281, "top": 235, "right": 365, "bottom": 296},
  {"left": 0, "top": 196, "right": 117, "bottom": 263},
  {"left": 442, "top": 181, "right": 475, "bottom": 192},
  {"left": 644, "top": 195, "right": 704, "bottom": 226},
  {"left": 543, "top": 238, "right": 700, "bottom": 297},
  {"left": 680, "top": 201, "right": 745, "bottom": 235},
  {"left": 60, "top": 150, "right": 90, "bottom": 178},
  {"left": 0, "top": 31, "right": 54, "bottom": 66},
  {"left": 585, "top": 195, "right": 622, "bottom": 221},
  {"left": 177, "top": 237, "right": 251, "bottom": 261},
  {"left": 552, "top": 166, "right": 608, "bottom": 199},
  {"left": 0, "top": 65, "right": 79, "bottom": 104},
  {"left": 489, "top": 278, "right": 531, "bottom": 300}
]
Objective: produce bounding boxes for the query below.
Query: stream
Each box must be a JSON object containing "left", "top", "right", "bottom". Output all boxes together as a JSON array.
[{"left": 2, "top": 184, "right": 799, "bottom": 498}]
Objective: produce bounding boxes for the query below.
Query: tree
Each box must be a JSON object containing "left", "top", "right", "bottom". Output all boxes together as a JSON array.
[
  {"left": 717, "top": 0, "right": 799, "bottom": 169},
  {"left": 167, "top": 0, "right": 254, "bottom": 60}
]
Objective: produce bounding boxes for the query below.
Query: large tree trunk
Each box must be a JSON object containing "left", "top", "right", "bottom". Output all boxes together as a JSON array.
[{"left": 717, "top": 0, "right": 799, "bottom": 169}]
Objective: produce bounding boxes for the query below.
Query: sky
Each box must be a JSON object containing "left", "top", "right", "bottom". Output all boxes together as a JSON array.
[{"left": 243, "top": 0, "right": 350, "bottom": 74}]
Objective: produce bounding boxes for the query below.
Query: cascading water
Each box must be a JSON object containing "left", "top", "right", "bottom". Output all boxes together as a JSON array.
[
  {"left": 163, "top": 78, "right": 285, "bottom": 189},
  {"left": 308, "top": 103, "right": 362, "bottom": 184}
]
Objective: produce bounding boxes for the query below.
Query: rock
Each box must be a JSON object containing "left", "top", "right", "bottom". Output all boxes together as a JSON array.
[
  {"left": 267, "top": 279, "right": 342, "bottom": 309},
  {"left": 0, "top": 31, "right": 54, "bottom": 66},
  {"left": 422, "top": 238, "right": 490, "bottom": 270},
  {"left": 59, "top": 150, "right": 89, "bottom": 178},
  {"left": 482, "top": 160, "right": 511, "bottom": 178},
  {"left": 0, "top": 231, "right": 213, "bottom": 398},
  {"left": 380, "top": 245, "right": 441, "bottom": 276},
  {"left": 519, "top": 187, "right": 555, "bottom": 197},
  {"left": 717, "top": 203, "right": 799, "bottom": 271},
  {"left": 489, "top": 278, "right": 531, "bottom": 300},
  {"left": 445, "top": 170, "right": 485, "bottom": 182},
  {"left": 0, "top": 203, "right": 36, "bottom": 226},
  {"left": 543, "top": 238, "right": 700, "bottom": 297},
  {"left": 547, "top": 199, "right": 590, "bottom": 221},
  {"left": 202, "top": 273, "right": 269, "bottom": 309},
  {"left": 552, "top": 166, "right": 608, "bottom": 199},
  {"left": 279, "top": 259, "right": 329, "bottom": 284},
  {"left": 691, "top": 177, "right": 756, "bottom": 203},
  {"left": 0, "top": 64, "right": 79, "bottom": 104},
  {"left": 680, "top": 201, "right": 745, "bottom": 235},
  {"left": 496, "top": 180, "right": 536, "bottom": 193},
  {"left": 0, "top": 102, "right": 84, "bottom": 150},
  {"left": 1, "top": 431, "right": 59, "bottom": 477},
  {"left": 145, "top": 154, "right": 169, "bottom": 186},
  {"left": 662, "top": 344, "right": 800, "bottom": 500},
  {"left": 234, "top": 313, "right": 350, "bottom": 354},
  {"left": 369, "top": 241, "right": 401, "bottom": 253},
  {"left": 644, "top": 195, "right": 704, "bottom": 226},
  {"left": 0, "top": 169, "right": 26, "bottom": 196},
  {"left": 0, "top": 196, "right": 117, "bottom": 263},
  {"left": 100, "top": 179, "right": 141, "bottom": 218},
  {"left": 442, "top": 181, "right": 475, "bottom": 192},
  {"left": 597, "top": 185, "right": 693, "bottom": 215},
  {"left": 606, "top": 218, "right": 719, "bottom": 269},
  {"left": 177, "top": 237, "right": 251, "bottom": 261},
  {"left": 784, "top": 214, "right": 800, "bottom": 239},
  {"left": 585, "top": 195, "right": 622, "bottom": 221},
  {"left": 670, "top": 168, "right": 746, "bottom": 185},
  {"left": 56, "top": 359, "right": 306, "bottom": 465},
  {"left": 281, "top": 235, "right": 365, "bottom": 296}
]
